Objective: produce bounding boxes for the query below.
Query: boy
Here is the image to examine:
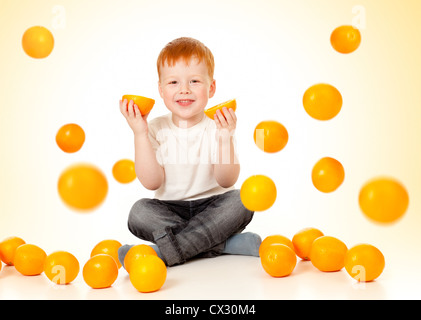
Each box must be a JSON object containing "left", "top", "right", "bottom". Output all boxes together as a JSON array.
[{"left": 118, "top": 37, "right": 261, "bottom": 267}]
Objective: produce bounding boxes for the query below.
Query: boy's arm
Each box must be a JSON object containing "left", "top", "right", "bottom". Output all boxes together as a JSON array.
[
  {"left": 120, "top": 99, "right": 164, "bottom": 190},
  {"left": 213, "top": 107, "right": 240, "bottom": 188},
  {"left": 133, "top": 133, "right": 164, "bottom": 190}
]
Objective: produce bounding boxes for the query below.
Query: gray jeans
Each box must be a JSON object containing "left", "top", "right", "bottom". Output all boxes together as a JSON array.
[{"left": 127, "top": 189, "right": 254, "bottom": 266}]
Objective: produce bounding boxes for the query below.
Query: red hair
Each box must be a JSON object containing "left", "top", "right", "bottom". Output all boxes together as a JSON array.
[{"left": 157, "top": 37, "right": 215, "bottom": 80}]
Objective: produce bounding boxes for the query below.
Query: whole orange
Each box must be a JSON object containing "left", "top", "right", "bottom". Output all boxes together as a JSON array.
[
  {"left": 240, "top": 175, "right": 277, "bottom": 212},
  {"left": 260, "top": 244, "right": 297, "bottom": 277},
  {"left": 292, "top": 227, "right": 324, "bottom": 260},
  {"left": 254, "top": 120, "right": 288, "bottom": 153},
  {"left": 91, "top": 239, "right": 122, "bottom": 269},
  {"left": 14, "top": 244, "right": 47, "bottom": 276},
  {"left": 259, "top": 235, "right": 294, "bottom": 257},
  {"left": 22, "top": 26, "right": 54, "bottom": 59},
  {"left": 129, "top": 255, "right": 167, "bottom": 293},
  {"left": 311, "top": 157, "right": 345, "bottom": 193},
  {"left": 58, "top": 163, "right": 108, "bottom": 211},
  {"left": 359, "top": 177, "right": 409, "bottom": 224},
  {"left": 330, "top": 25, "right": 362, "bottom": 54},
  {"left": 344, "top": 244, "right": 385, "bottom": 282},
  {"left": 124, "top": 244, "right": 158, "bottom": 273},
  {"left": 303, "top": 83, "right": 342, "bottom": 121},
  {"left": 56, "top": 123, "right": 85, "bottom": 153},
  {"left": 310, "top": 236, "right": 348, "bottom": 272},
  {"left": 112, "top": 159, "right": 136, "bottom": 184},
  {"left": 0, "top": 236, "right": 26, "bottom": 266},
  {"left": 44, "top": 251, "right": 80, "bottom": 285},
  {"left": 83, "top": 254, "right": 118, "bottom": 289}
]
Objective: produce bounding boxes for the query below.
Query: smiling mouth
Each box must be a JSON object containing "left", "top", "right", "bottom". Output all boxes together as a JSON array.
[{"left": 176, "top": 99, "right": 195, "bottom": 106}]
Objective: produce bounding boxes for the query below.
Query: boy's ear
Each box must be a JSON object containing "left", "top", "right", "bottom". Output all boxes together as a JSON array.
[
  {"left": 209, "top": 79, "right": 216, "bottom": 98},
  {"left": 158, "top": 80, "right": 164, "bottom": 98}
]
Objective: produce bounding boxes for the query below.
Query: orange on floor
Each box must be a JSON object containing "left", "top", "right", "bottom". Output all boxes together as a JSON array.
[
  {"left": 310, "top": 236, "right": 347, "bottom": 272},
  {"left": 129, "top": 255, "right": 167, "bottom": 293},
  {"left": 259, "top": 235, "right": 294, "bottom": 257},
  {"left": 345, "top": 244, "right": 385, "bottom": 282},
  {"left": 14, "top": 244, "right": 47, "bottom": 276},
  {"left": 292, "top": 227, "right": 324, "bottom": 261},
  {"left": 83, "top": 254, "right": 118, "bottom": 289},
  {"left": 0, "top": 236, "right": 26, "bottom": 266},
  {"left": 124, "top": 244, "right": 158, "bottom": 273},
  {"left": 91, "top": 239, "right": 123, "bottom": 269},
  {"left": 44, "top": 251, "right": 80, "bottom": 284},
  {"left": 260, "top": 244, "right": 297, "bottom": 277}
]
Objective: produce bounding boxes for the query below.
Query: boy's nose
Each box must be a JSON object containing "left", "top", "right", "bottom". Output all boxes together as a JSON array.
[{"left": 179, "top": 83, "right": 191, "bottom": 94}]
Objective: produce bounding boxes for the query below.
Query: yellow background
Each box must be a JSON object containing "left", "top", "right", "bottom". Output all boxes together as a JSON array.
[{"left": 1, "top": 0, "right": 421, "bottom": 298}]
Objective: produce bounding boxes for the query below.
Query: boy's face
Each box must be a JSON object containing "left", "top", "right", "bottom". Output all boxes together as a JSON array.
[{"left": 158, "top": 57, "right": 216, "bottom": 127}]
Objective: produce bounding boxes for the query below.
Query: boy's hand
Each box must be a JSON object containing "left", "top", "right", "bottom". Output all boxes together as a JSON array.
[
  {"left": 214, "top": 107, "right": 236, "bottom": 135},
  {"left": 120, "top": 99, "right": 149, "bottom": 136}
]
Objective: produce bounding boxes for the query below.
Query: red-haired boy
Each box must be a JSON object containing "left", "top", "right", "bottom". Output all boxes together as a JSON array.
[{"left": 119, "top": 37, "right": 261, "bottom": 266}]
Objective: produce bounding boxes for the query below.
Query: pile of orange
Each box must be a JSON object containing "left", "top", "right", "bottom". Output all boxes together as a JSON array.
[
  {"left": 82, "top": 239, "right": 167, "bottom": 293},
  {"left": 0, "top": 236, "right": 168, "bottom": 292},
  {"left": 0, "top": 236, "right": 80, "bottom": 283},
  {"left": 260, "top": 227, "right": 385, "bottom": 282}
]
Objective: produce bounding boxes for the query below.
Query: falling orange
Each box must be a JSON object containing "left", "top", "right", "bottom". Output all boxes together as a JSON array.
[
  {"left": 311, "top": 157, "right": 345, "bottom": 193},
  {"left": 330, "top": 25, "right": 361, "bottom": 54},
  {"left": 22, "top": 26, "right": 54, "bottom": 59},
  {"left": 58, "top": 163, "right": 108, "bottom": 211},
  {"left": 240, "top": 175, "right": 277, "bottom": 212},
  {"left": 254, "top": 120, "right": 288, "bottom": 153},
  {"left": 303, "top": 84, "right": 343, "bottom": 120},
  {"left": 112, "top": 159, "right": 136, "bottom": 184},
  {"left": 56, "top": 123, "right": 85, "bottom": 153},
  {"left": 359, "top": 177, "right": 409, "bottom": 224}
]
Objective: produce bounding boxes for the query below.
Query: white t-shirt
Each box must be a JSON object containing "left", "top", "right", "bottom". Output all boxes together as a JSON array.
[{"left": 148, "top": 113, "right": 236, "bottom": 200}]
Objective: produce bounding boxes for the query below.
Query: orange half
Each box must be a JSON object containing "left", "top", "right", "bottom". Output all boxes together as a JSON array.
[
  {"left": 122, "top": 95, "right": 155, "bottom": 115},
  {"left": 204, "top": 99, "right": 237, "bottom": 119}
]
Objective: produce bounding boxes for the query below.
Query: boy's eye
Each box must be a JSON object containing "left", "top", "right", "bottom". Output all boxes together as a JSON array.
[
  {"left": 191, "top": 79, "right": 200, "bottom": 83},
  {"left": 168, "top": 80, "right": 177, "bottom": 85}
]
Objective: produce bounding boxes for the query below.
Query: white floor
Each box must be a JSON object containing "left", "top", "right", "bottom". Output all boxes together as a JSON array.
[{"left": 0, "top": 253, "right": 417, "bottom": 300}]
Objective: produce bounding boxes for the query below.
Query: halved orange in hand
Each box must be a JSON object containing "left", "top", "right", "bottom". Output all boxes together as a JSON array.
[
  {"left": 122, "top": 95, "right": 155, "bottom": 115},
  {"left": 204, "top": 99, "right": 236, "bottom": 119}
]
